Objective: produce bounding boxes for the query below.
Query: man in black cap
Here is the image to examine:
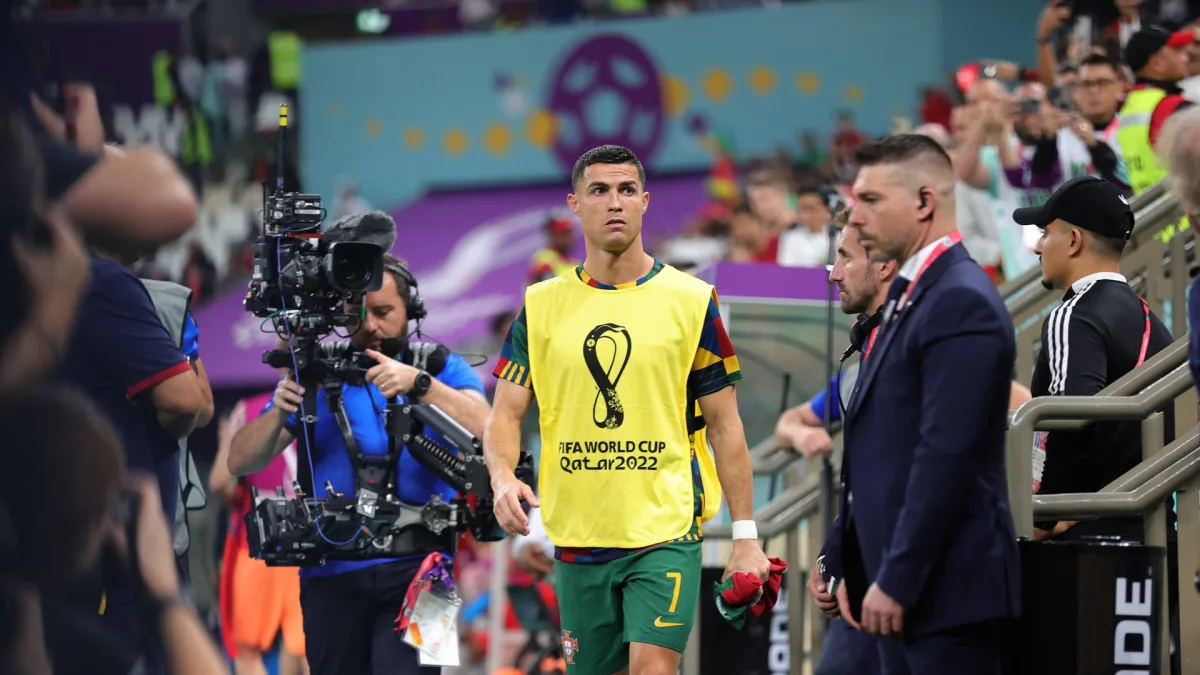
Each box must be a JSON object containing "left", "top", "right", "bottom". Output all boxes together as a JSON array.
[
  {"left": 1117, "top": 25, "right": 1194, "bottom": 195},
  {"left": 1016, "top": 176, "right": 1173, "bottom": 542}
]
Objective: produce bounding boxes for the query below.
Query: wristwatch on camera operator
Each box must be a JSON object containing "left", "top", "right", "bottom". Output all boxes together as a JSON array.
[{"left": 411, "top": 370, "right": 432, "bottom": 398}]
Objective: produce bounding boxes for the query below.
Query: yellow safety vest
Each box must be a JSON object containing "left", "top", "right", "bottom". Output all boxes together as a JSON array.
[
  {"left": 1116, "top": 87, "right": 1169, "bottom": 195},
  {"left": 268, "top": 31, "right": 302, "bottom": 90},
  {"left": 530, "top": 249, "right": 576, "bottom": 279},
  {"left": 152, "top": 50, "right": 175, "bottom": 107},
  {"left": 1115, "top": 86, "right": 1189, "bottom": 241},
  {"left": 523, "top": 264, "right": 722, "bottom": 548},
  {"left": 180, "top": 108, "right": 213, "bottom": 167}
]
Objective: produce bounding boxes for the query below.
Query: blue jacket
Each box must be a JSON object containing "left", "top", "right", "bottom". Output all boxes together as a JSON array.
[{"left": 821, "top": 244, "right": 1021, "bottom": 636}]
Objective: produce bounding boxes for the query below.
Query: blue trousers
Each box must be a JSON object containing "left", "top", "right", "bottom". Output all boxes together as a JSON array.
[{"left": 815, "top": 619, "right": 880, "bottom": 675}]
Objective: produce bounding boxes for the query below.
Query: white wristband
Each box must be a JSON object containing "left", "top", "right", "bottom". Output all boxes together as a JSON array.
[{"left": 731, "top": 520, "right": 758, "bottom": 541}]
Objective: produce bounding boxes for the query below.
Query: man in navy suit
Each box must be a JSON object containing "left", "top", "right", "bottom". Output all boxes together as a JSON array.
[{"left": 808, "top": 134, "right": 1021, "bottom": 674}]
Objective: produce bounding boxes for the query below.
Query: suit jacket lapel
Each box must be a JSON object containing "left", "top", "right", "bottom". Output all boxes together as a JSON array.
[{"left": 846, "top": 246, "right": 967, "bottom": 420}]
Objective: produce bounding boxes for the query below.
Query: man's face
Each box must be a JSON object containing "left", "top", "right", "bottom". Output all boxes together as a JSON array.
[
  {"left": 730, "top": 211, "right": 766, "bottom": 248},
  {"left": 828, "top": 228, "right": 879, "bottom": 314},
  {"left": 1073, "top": 63, "right": 1122, "bottom": 119},
  {"left": 347, "top": 273, "right": 409, "bottom": 349},
  {"left": 848, "top": 165, "right": 921, "bottom": 263},
  {"left": 1153, "top": 46, "right": 1189, "bottom": 82},
  {"left": 746, "top": 183, "right": 790, "bottom": 226},
  {"left": 567, "top": 163, "right": 648, "bottom": 254},
  {"left": 949, "top": 105, "right": 974, "bottom": 144},
  {"left": 795, "top": 193, "right": 832, "bottom": 232},
  {"left": 1035, "top": 219, "right": 1073, "bottom": 290},
  {"left": 550, "top": 228, "right": 574, "bottom": 254},
  {"left": 1187, "top": 38, "right": 1200, "bottom": 77}
]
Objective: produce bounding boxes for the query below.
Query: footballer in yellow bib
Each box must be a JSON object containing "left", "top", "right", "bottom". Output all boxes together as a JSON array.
[{"left": 484, "top": 145, "right": 770, "bottom": 675}]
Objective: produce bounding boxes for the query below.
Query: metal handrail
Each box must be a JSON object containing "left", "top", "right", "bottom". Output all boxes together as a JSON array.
[
  {"left": 706, "top": 461, "right": 829, "bottom": 539},
  {"left": 1034, "top": 336, "right": 1189, "bottom": 431},
  {"left": 750, "top": 436, "right": 793, "bottom": 475},
  {"left": 1004, "top": 188, "right": 1178, "bottom": 319},
  {"left": 998, "top": 182, "right": 1167, "bottom": 303},
  {"left": 1033, "top": 424, "right": 1200, "bottom": 520},
  {"left": 1006, "top": 361, "right": 1194, "bottom": 537},
  {"left": 1103, "top": 422, "right": 1200, "bottom": 493}
]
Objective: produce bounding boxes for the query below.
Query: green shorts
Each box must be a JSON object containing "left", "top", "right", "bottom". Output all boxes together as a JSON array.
[{"left": 554, "top": 541, "right": 701, "bottom": 675}]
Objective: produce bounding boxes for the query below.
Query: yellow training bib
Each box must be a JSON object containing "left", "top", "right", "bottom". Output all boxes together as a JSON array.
[{"left": 524, "top": 264, "right": 718, "bottom": 548}]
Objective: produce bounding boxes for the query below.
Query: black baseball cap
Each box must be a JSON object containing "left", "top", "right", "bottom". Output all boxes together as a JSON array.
[
  {"left": 1125, "top": 25, "right": 1194, "bottom": 73},
  {"left": 1012, "top": 176, "right": 1134, "bottom": 239}
]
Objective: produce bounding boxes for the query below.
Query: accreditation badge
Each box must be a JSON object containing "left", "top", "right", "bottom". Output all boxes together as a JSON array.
[{"left": 1031, "top": 431, "right": 1048, "bottom": 494}]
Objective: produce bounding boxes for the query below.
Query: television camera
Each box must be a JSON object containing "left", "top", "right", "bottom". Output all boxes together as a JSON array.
[{"left": 242, "top": 105, "right": 532, "bottom": 567}]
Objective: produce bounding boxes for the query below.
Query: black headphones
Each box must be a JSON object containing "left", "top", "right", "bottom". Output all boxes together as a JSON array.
[
  {"left": 836, "top": 309, "right": 885, "bottom": 417},
  {"left": 844, "top": 310, "right": 883, "bottom": 361},
  {"left": 384, "top": 260, "right": 427, "bottom": 323}
]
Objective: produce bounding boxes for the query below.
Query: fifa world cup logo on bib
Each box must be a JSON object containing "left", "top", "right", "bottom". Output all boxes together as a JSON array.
[{"left": 582, "top": 323, "right": 632, "bottom": 429}]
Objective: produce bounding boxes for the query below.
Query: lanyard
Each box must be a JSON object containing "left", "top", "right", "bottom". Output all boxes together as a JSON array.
[
  {"left": 1135, "top": 298, "right": 1152, "bottom": 367},
  {"left": 863, "top": 325, "right": 880, "bottom": 362},
  {"left": 887, "top": 230, "right": 964, "bottom": 322}
]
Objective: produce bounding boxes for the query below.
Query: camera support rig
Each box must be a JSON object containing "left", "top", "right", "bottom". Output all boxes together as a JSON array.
[{"left": 246, "top": 377, "right": 531, "bottom": 567}]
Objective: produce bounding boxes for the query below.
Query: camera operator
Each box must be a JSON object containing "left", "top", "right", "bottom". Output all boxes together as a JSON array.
[
  {"left": 227, "top": 254, "right": 490, "bottom": 675},
  {"left": 0, "top": 385, "right": 226, "bottom": 675}
]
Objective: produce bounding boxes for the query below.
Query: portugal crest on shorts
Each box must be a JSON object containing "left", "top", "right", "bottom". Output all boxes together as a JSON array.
[{"left": 561, "top": 630, "right": 579, "bottom": 664}]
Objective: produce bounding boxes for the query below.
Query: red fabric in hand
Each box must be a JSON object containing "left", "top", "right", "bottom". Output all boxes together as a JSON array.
[{"left": 719, "top": 557, "right": 789, "bottom": 618}]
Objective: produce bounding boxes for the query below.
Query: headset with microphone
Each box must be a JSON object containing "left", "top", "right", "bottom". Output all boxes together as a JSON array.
[{"left": 383, "top": 259, "right": 427, "bottom": 323}]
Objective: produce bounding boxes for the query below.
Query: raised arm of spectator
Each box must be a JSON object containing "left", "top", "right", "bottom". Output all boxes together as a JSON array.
[
  {"left": 954, "top": 105, "right": 993, "bottom": 190},
  {"left": 31, "top": 87, "right": 197, "bottom": 249},
  {"left": 1035, "top": 4, "right": 1071, "bottom": 85}
]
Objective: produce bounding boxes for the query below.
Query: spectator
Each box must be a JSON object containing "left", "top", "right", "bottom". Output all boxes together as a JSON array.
[
  {"left": 914, "top": 122, "right": 1003, "bottom": 281},
  {"left": 1017, "top": 177, "right": 1173, "bottom": 541},
  {"left": 726, "top": 202, "right": 779, "bottom": 263},
  {"left": 1021, "top": 55, "right": 1130, "bottom": 196},
  {"left": 56, "top": 245, "right": 208, "bottom": 675},
  {"left": 953, "top": 87, "right": 1040, "bottom": 278},
  {"left": 745, "top": 168, "right": 795, "bottom": 235},
  {"left": 3, "top": 385, "right": 227, "bottom": 675},
  {"left": 777, "top": 185, "right": 835, "bottom": 268},
  {"left": 0, "top": 101, "right": 89, "bottom": 392},
  {"left": 26, "top": 83, "right": 198, "bottom": 261},
  {"left": 528, "top": 216, "right": 578, "bottom": 284},
  {"left": 1117, "top": 26, "right": 1194, "bottom": 196},
  {"left": 830, "top": 110, "right": 864, "bottom": 183}
]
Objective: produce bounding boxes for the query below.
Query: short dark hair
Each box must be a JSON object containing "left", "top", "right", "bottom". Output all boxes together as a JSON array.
[
  {"left": 382, "top": 253, "right": 412, "bottom": 300},
  {"left": 731, "top": 202, "right": 756, "bottom": 217},
  {"left": 1089, "top": 232, "right": 1128, "bottom": 257},
  {"left": 855, "top": 133, "right": 954, "bottom": 172},
  {"left": 1079, "top": 53, "right": 1118, "bottom": 71},
  {"left": 0, "top": 385, "right": 124, "bottom": 585},
  {"left": 795, "top": 185, "right": 827, "bottom": 201},
  {"left": 571, "top": 145, "right": 646, "bottom": 189},
  {"left": 1058, "top": 63, "right": 1079, "bottom": 77}
]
